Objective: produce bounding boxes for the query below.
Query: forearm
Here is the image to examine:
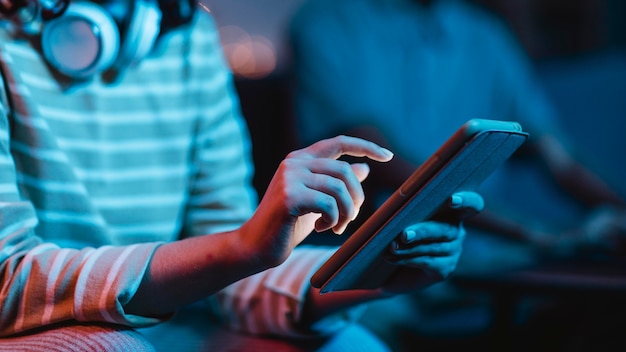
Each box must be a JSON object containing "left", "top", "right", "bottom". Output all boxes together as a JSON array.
[
  {"left": 536, "top": 135, "right": 625, "bottom": 208},
  {"left": 553, "top": 162, "right": 625, "bottom": 207},
  {"left": 125, "top": 229, "right": 267, "bottom": 317},
  {"left": 0, "top": 234, "right": 160, "bottom": 335}
]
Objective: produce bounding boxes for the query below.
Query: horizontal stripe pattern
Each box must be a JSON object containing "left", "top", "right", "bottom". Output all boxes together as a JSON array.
[
  {"left": 212, "top": 246, "right": 359, "bottom": 338},
  {"left": 0, "top": 12, "right": 261, "bottom": 337},
  {"left": 0, "top": 323, "right": 157, "bottom": 351},
  {"left": 0, "top": 10, "right": 343, "bottom": 341}
]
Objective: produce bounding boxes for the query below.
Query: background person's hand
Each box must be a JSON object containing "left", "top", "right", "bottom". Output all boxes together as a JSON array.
[
  {"left": 240, "top": 135, "right": 394, "bottom": 268},
  {"left": 382, "top": 191, "right": 484, "bottom": 294},
  {"left": 565, "top": 205, "right": 626, "bottom": 255}
]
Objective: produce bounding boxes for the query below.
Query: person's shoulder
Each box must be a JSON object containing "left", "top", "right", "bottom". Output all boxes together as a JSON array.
[
  {"left": 188, "top": 9, "right": 219, "bottom": 34},
  {"left": 442, "top": 1, "right": 499, "bottom": 26},
  {"left": 295, "top": 0, "right": 356, "bottom": 15},
  {"left": 291, "top": 0, "right": 377, "bottom": 40},
  {"left": 155, "top": 9, "right": 217, "bottom": 43},
  {"left": 292, "top": 0, "right": 368, "bottom": 26},
  {"left": 173, "top": 10, "right": 221, "bottom": 49},
  {"left": 442, "top": 0, "right": 518, "bottom": 45},
  {"left": 150, "top": 9, "right": 224, "bottom": 71}
]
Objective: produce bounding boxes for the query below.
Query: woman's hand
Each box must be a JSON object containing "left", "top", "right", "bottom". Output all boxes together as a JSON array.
[
  {"left": 239, "top": 135, "right": 393, "bottom": 268},
  {"left": 382, "top": 191, "right": 484, "bottom": 294}
]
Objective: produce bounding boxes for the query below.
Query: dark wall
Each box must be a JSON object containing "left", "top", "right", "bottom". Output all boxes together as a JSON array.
[
  {"left": 235, "top": 76, "right": 297, "bottom": 197},
  {"left": 470, "top": 0, "right": 625, "bottom": 60}
]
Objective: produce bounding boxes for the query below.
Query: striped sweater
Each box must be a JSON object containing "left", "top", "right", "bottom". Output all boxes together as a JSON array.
[{"left": 0, "top": 11, "right": 346, "bottom": 338}]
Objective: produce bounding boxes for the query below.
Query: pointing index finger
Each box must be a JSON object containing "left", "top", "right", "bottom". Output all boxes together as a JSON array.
[{"left": 305, "top": 135, "right": 394, "bottom": 162}]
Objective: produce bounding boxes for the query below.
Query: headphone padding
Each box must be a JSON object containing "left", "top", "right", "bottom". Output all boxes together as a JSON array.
[{"left": 41, "top": 2, "right": 120, "bottom": 78}]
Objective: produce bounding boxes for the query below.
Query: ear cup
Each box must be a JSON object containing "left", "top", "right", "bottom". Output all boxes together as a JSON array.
[
  {"left": 39, "top": 1, "right": 162, "bottom": 79},
  {"left": 41, "top": 2, "right": 120, "bottom": 79},
  {"left": 112, "top": 0, "right": 162, "bottom": 72}
]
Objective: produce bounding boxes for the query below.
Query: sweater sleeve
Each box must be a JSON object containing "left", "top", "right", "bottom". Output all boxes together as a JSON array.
[
  {"left": 211, "top": 246, "right": 364, "bottom": 338},
  {"left": 209, "top": 246, "right": 367, "bottom": 338},
  {"left": 0, "top": 83, "right": 164, "bottom": 336}
]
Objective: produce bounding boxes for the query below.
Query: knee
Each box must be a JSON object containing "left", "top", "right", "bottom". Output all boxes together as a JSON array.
[{"left": 0, "top": 323, "right": 156, "bottom": 352}]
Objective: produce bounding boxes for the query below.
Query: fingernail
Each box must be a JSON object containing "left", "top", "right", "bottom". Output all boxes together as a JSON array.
[
  {"left": 334, "top": 224, "right": 347, "bottom": 235},
  {"left": 351, "top": 207, "right": 361, "bottom": 221},
  {"left": 403, "top": 229, "right": 416, "bottom": 243},
  {"left": 450, "top": 195, "right": 463, "bottom": 208},
  {"left": 381, "top": 147, "right": 394, "bottom": 158}
]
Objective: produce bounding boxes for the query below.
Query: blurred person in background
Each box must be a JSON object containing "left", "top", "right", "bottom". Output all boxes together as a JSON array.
[
  {"left": 289, "top": 0, "right": 626, "bottom": 349},
  {"left": 290, "top": 0, "right": 626, "bottom": 264}
]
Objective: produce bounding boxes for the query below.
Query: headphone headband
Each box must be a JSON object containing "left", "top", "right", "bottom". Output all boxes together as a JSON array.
[{"left": 0, "top": 0, "right": 68, "bottom": 26}]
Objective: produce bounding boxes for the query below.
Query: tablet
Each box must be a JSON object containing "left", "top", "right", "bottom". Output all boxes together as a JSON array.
[{"left": 311, "top": 119, "right": 529, "bottom": 293}]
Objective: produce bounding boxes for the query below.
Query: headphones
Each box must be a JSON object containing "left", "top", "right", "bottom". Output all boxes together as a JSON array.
[{"left": 1, "top": 0, "right": 196, "bottom": 79}]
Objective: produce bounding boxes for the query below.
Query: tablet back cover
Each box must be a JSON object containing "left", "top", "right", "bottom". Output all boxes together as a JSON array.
[{"left": 312, "top": 128, "right": 528, "bottom": 293}]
